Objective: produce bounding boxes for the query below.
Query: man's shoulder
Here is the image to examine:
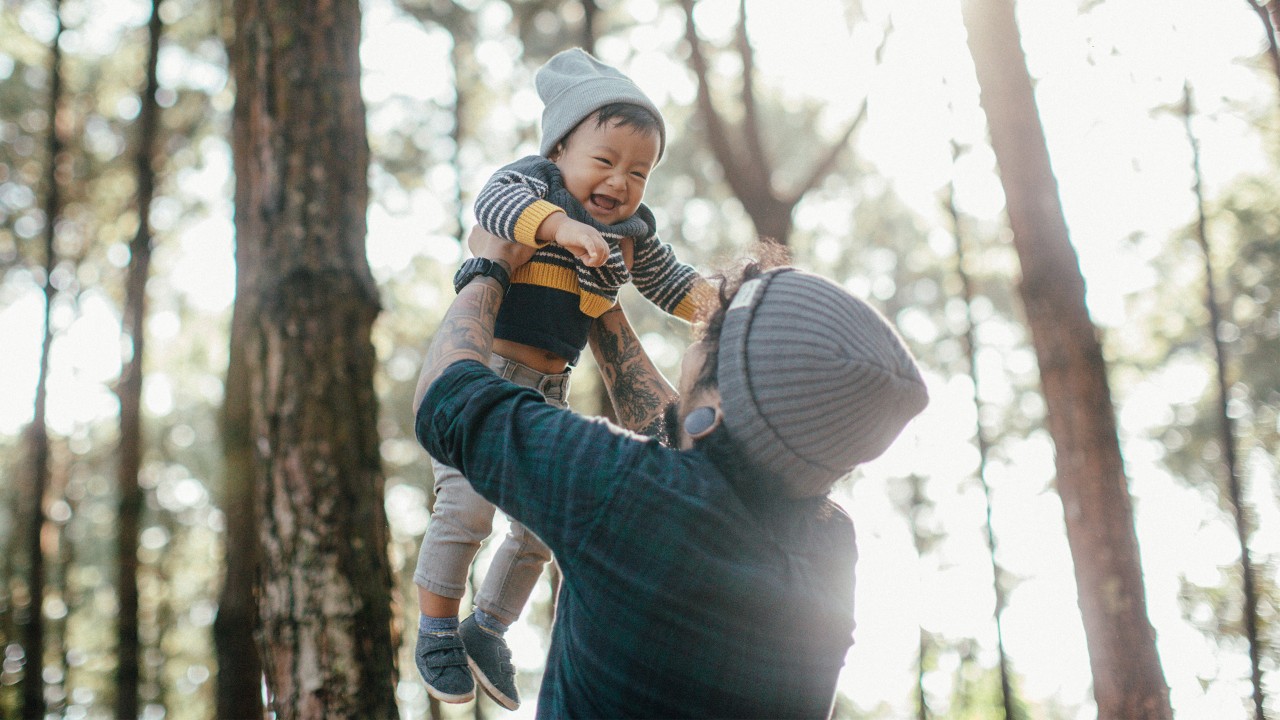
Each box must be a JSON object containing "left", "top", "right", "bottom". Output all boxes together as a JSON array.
[{"left": 611, "top": 447, "right": 756, "bottom": 525}]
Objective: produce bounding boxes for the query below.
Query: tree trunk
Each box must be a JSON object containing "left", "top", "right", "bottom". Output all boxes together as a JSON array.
[
  {"left": 47, "top": 474, "right": 72, "bottom": 718},
  {"left": 1247, "top": 0, "right": 1280, "bottom": 100},
  {"left": 22, "top": 2, "right": 65, "bottom": 716},
  {"left": 906, "top": 474, "right": 931, "bottom": 720},
  {"left": 961, "top": 1, "right": 1172, "bottom": 718},
  {"left": 1181, "top": 83, "right": 1264, "bottom": 720},
  {"left": 115, "top": 1, "right": 163, "bottom": 715},
  {"left": 230, "top": 0, "right": 398, "bottom": 716},
  {"left": 581, "top": 0, "right": 598, "bottom": 54},
  {"left": 215, "top": 1, "right": 266, "bottom": 714},
  {"left": 214, "top": 299, "right": 265, "bottom": 719},
  {"left": 944, "top": 146, "right": 1017, "bottom": 720}
]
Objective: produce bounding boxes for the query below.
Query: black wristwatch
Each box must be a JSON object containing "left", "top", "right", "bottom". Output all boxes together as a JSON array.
[{"left": 453, "top": 257, "right": 511, "bottom": 295}]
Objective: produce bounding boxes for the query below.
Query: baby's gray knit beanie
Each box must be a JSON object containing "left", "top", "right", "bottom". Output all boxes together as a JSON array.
[
  {"left": 536, "top": 48, "right": 666, "bottom": 159},
  {"left": 717, "top": 268, "right": 929, "bottom": 498}
]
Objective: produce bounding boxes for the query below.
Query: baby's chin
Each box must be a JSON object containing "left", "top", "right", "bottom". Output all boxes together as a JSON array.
[{"left": 586, "top": 209, "right": 624, "bottom": 225}]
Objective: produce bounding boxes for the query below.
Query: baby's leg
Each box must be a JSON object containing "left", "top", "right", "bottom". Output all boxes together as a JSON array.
[
  {"left": 415, "top": 457, "right": 498, "bottom": 609},
  {"left": 473, "top": 522, "right": 553, "bottom": 626},
  {"left": 472, "top": 360, "right": 570, "bottom": 625}
]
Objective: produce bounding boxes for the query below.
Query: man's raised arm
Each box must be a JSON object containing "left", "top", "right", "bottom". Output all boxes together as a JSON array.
[
  {"left": 413, "top": 229, "right": 533, "bottom": 413},
  {"left": 587, "top": 305, "right": 678, "bottom": 441}
]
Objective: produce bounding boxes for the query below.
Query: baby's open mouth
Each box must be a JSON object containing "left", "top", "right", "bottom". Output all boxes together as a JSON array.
[{"left": 590, "top": 194, "right": 619, "bottom": 211}]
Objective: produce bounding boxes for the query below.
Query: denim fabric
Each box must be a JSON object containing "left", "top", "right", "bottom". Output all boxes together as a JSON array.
[{"left": 413, "top": 353, "right": 570, "bottom": 625}]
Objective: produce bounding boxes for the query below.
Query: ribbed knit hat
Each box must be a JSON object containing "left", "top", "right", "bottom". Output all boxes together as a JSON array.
[
  {"left": 717, "top": 269, "right": 929, "bottom": 498},
  {"left": 536, "top": 48, "right": 666, "bottom": 159}
]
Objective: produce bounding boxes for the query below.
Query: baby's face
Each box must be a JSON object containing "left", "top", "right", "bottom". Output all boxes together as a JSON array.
[{"left": 550, "top": 119, "right": 660, "bottom": 225}]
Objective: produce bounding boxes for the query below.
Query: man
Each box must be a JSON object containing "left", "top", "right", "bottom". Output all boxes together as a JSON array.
[{"left": 414, "top": 230, "right": 928, "bottom": 718}]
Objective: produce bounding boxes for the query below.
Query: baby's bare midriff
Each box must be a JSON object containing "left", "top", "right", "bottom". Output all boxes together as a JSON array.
[{"left": 493, "top": 338, "right": 570, "bottom": 375}]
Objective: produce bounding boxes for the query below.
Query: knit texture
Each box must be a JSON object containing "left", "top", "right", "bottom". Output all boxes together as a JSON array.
[
  {"left": 475, "top": 156, "right": 706, "bottom": 321},
  {"left": 536, "top": 48, "right": 666, "bottom": 159},
  {"left": 718, "top": 269, "right": 929, "bottom": 498}
]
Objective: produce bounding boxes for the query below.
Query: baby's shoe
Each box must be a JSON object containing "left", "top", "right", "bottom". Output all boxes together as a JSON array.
[
  {"left": 415, "top": 628, "right": 475, "bottom": 704},
  {"left": 459, "top": 613, "right": 519, "bottom": 710}
]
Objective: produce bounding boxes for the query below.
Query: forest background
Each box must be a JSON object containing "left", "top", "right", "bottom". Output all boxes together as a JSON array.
[{"left": 2, "top": 0, "right": 1279, "bottom": 718}]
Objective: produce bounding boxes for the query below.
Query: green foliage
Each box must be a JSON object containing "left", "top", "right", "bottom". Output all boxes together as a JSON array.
[
  {"left": 1118, "top": 81, "right": 1280, "bottom": 709},
  {"left": 0, "top": 6, "right": 54, "bottom": 276},
  {"left": 2, "top": 0, "right": 1279, "bottom": 716}
]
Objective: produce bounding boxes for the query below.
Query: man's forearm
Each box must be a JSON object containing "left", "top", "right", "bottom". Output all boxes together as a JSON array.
[
  {"left": 413, "top": 273, "right": 505, "bottom": 413},
  {"left": 588, "top": 306, "right": 677, "bottom": 440}
]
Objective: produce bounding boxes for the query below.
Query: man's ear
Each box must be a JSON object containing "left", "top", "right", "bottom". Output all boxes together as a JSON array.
[{"left": 683, "top": 405, "right": 722, "bottom": 440}]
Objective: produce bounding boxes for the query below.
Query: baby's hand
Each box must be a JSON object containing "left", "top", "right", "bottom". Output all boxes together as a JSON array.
[{"left": 555, "top": 219, "right": 608, "bottom": 267}]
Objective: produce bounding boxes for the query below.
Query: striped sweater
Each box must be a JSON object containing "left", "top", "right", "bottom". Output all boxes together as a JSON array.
[{"left": 475, "top": 155, "right": 713, "bottom": 363}]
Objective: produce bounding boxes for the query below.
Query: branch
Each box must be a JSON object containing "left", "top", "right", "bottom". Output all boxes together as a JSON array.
[
  {"left": 785, "top": 16, "right": 892, "bottom": 206},
  {"left": 786, "top": 103, "right": 865, "bottom": 207},
  {"left": 735, "top": 0, "right": 771, "bottom": 177},
  {"left": 1247, "top": 0, "right": 1280, "bottom": 101},
  {"left": 680, "top": 0, "right": 758, "bottom": 204}
]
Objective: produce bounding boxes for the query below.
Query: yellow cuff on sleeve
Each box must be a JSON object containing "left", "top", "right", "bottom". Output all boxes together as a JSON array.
[
  {"left": 672, "top": 280, "right": 717, "bottom": 322},
  {"left": 578, "top": 292, "right": 616, "bottom": 319},
  {"left": 513, "top": 200, "right": 564, "bottom": 247}
]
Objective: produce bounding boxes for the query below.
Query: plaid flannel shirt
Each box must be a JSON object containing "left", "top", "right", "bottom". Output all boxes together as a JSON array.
[{"left": 417, "top": 360, "right": 858, "bottom": 719}]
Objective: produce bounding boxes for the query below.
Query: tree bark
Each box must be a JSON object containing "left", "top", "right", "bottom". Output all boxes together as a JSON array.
[
  {"left": 960, "top": 1, "right": 1172, "bottom": 718},
  {"left": 230, "top": 0, "right": 398, "bottom": 717},
  {"left": 47, "top": 473, "right": 72, "bottom": 718},
  {"left": 215, "top": 1, "right": 266, "bottom": 715},
  {"left": 944, "top": 140, "right": 1017, "bottom": 720},
  {"left": 116, "top": 1, "right": 163, "bottom": 716},
  {"left": 1181, "top": 83, "right": 1263, "bottom": 720},
  {"left": 214, "top": 300, "right": 266, "bottom": 720},
  {"left": 1247, "top": 0, "right": 1280, "bottom": 100},
  {"left": 22, "top": 2, "right": 64, "bottom": 716},
  {"left": 581, "top": 0, "right": 598, "bottom": 54}
]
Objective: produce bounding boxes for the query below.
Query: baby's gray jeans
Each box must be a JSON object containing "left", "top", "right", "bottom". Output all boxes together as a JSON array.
[{"left": 413, "top": 353, "right": 570, "bottom": 625}]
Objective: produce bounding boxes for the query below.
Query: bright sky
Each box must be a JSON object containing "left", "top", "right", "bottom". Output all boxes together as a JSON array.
[{"left": 2, "top": 0, "right": 1274, "bottom": 717}]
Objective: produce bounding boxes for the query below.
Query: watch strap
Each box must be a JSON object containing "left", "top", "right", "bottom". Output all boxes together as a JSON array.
[{"left": 453, "top": 257, "right": 511, "bottom": 295}]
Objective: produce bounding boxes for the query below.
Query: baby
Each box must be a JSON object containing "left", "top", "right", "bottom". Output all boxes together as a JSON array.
[{"left": 414, "top": 48, "right": 711, "bottom": 711}]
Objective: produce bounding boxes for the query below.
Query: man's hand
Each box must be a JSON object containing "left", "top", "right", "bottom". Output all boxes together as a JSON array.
[{"left": 467, "top": 226, "right": 535, "bottom": 270}]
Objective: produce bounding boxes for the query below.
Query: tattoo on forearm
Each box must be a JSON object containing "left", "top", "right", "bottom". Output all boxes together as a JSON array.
[
  {"left": 425, "top": 279, "right": 503, "bottom": 379},
  {"left": 589, "top": 309, "right": 674, "bottom": 439}
]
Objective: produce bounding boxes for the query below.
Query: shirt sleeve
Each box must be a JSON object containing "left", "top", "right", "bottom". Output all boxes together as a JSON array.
[
  {"left": 474, "top": 157, "right": 565, "bottom": 247},
  {"left": 416, "top": 359, "right": 654, "bottom": 559},
  {"left": 628, "top": 207, "right": 715, "bottom": 322}
]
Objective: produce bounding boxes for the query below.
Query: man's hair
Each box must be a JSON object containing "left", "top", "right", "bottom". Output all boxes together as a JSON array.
[{"left": 693, "top": 242, "right": 790, "bottom": 393}]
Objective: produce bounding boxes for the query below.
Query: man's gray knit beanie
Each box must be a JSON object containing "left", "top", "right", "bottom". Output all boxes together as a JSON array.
[
  {"left": 717, "top": 268, "right": 929, "bottom": 498},
  {"left": 536, "top": 48, "right": 666, "bottom": 159}
]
